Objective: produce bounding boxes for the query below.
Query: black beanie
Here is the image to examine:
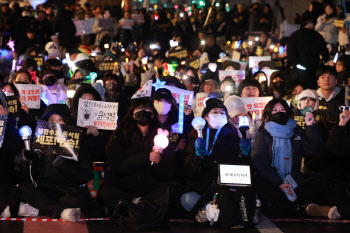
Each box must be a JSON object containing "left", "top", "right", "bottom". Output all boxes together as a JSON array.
[{"left": 201, "top": 98, "right": 227, "bottom": 117}]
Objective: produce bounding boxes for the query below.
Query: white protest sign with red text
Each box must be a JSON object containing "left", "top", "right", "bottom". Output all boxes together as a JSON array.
[
  {"left": 219, "top": 70, "right": 245, "bottom": 90},
  {"left": 164, "top": 85, "right": 194, "bottom": 106},
  {"left": 195, "top": 92, "right": 209, "bottom": 117},
  {"left": 241, "top": 96, "right": 273, "bottom": 120},
  {"left": 248, "top": 56, "right": 271, "bottom": 68},
  {"left": 15, "top": 84, "right": 41, "bottom": 109}
]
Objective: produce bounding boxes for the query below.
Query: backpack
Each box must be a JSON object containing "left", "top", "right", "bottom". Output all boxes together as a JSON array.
[
  {"left": 216, "top": 185, "right": 257, "bottom": 228},
  {"left": 111, "top": 185, "right": 170, "bottom": 230}
]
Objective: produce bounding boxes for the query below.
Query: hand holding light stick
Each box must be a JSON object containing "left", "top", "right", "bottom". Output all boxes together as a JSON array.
[
  {"left": 151, "top": 129, "right": 169, "bottom": 165},
  {"left": 191, "top": 117, "right": 206, "bottom": 138},
  {"left": 19, "top": 126, "right": 32, "bottom": 161}
]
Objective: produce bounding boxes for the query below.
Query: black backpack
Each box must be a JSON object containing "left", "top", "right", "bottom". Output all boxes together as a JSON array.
[
  {"left": 111, "top": 185, "right": 170, "bottom": 230},
  {"left": 216, "top": 185, "right": 257, "bottom": 228}
]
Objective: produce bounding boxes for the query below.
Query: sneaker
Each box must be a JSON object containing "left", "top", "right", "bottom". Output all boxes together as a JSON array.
[
  {"left": 328, "top": 206, "right": 341, "bottom": 220},
  {"left": 1, "top": 206, "right": 10, "bottom": 218},
  {"left": 18, "top": 202, "right": 39, "bottom": 217},
  {"left": 61, "top": 208, "right": 81, "bottom": 223},
  {"left": 195, "top": 208, "right": 208, "bottom": 223},
  {"left": 306, "top": 203, "right": 330, "bottom": 218}
]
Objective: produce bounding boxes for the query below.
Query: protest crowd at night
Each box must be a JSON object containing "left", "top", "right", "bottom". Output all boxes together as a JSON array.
[{"left": 1, "top": 0, "right": 350, "bottom": 231}]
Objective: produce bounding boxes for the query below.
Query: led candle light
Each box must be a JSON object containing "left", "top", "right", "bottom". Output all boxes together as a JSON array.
[
  {"left": 126, "top": 58, "right": 129, "bottom": 62},
  {"left": 152, "top": 129, "right": 169, "bottom": 165},
  {"left": 67, "top": 90, "right": 76, "bottom": 98},
  {"left": 178, "top": 94, "right": 185, "bottom": 134},
  {"left": 191, "top": 117, "right": 206, "bottom": 138},
  {"left": 252, "top": 112, "right": 256, "bottom": 124},
  {"left": 19, "top": 126, "right": 32, "bottom": 151}
]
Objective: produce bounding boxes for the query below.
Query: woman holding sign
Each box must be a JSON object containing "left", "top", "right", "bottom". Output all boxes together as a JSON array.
[{"left": 18, "top": 104, "right": 93, "bottom": 222}]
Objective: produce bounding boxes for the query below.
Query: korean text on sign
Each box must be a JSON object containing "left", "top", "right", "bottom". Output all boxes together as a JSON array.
[
  {"left": 241, "top": 97, "right": 273, "bottom": 120},
  {"left": 15, "top": 84, "right": 41, "bottom": 109},
  {"left": 77, "top": 99, "right": 119, "bottom": 130}
]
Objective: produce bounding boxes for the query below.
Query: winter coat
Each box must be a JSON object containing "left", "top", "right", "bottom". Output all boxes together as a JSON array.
[
  {"left": 315, "top": 15, "right": 338, "bottom": 45},
  {"left": 251, "top": 124, "right": 323, "bottom": 187},
  {"left": 184, "top": 124, "right": 240, "bottom": 194},
  {"left": 287, "top": 28, "right": 329, "bottom": 72}
]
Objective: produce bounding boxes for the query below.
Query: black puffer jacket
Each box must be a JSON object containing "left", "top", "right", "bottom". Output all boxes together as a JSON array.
[
  {"left": 251, "top": 124, "right": 322, "bottom": 186},
  {"left": 184, "top": 124, "right": 240, "bottom": 194}
]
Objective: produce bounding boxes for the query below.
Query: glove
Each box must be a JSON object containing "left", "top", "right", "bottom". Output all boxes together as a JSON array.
[
  {"left": 195, "top": 137, "right": 206, "bottom": 157},
  {"left": 239, "top": 138, "right": 251, "bottom": 156},
  {"left": 22, "top": 149, "right": 38, "bottom": 161}
]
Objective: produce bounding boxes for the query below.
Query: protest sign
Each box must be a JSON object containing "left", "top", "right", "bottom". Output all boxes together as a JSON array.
[
  {"left": 241, "top": 96, "right": 273, "bottom": 120},
  {"left": 248, "top": 56, "right": 271, "bottom": 68},
  {"left": 293, "top": 109, "right": 323, "bottom": 129},
  {"left": 0, "top": 115, "right": 7, "bottom": 149},
  {"left": 121, "top": 62, "right": 133, "bottom": 73},
  {"left": 87, "top": 162, "right": 104, "bottom": 198},
  {"left": 188, "top": 57, "right": 200, "bottom": 69},
  {"left": 99, "top": 18, "right": 115, "bottom": 28},
  {"left": 33, "top": 56, "right": 44, "bottom": 67},
  {"left": 97, "top": 61, "right": 115, "bottom": 72},
  {"left": 132, "top": 80, "right": 153, "bottom": 99},
  {"left": 74, "top": 18, "right": 96, "bottom": 36},
  {"left": 33, "top": 120, "right": 83, "bottom": 160},
  {"left": 261, "top": 69, "right": 279, "bottom": 86},
  {"left": 200, "top": 52, "right": 209, "bottom": 68},
  {"left": 232, "top": 59, "right": 248, "bottom": 70},
  {"left": 5, "top": 96, "right": 20, "bottom": 116},
  {"left": 120, "top": 19, "right": 135, "bottom": 29},
  {"left": 169, "top": 49, "right": 188, "bottom": 60},
  {"left": 66, "top": 77, "right": 94, "bottom": 91},
  {"left": 131, "top": 14, "right": 145, "bottom": 24},
  {"left": 15, "top": 84, "right": 41, "bottom": 109},
  {"left": 232, "top": 50, "right": 241, "bottom": 60},
  {"left": 164, "top": 85, "right": 194, "bottom": 106},
  {"left": 77, "top": 99, "right": 119, "bottom": 130},
  {"left": 195, "top": 92, "right": 209, "bottom": 117},
  {"left": 218, "top": 70, "right": 245, "bottom": 90}
]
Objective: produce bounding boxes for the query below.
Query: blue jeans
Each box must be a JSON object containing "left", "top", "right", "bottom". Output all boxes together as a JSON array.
[{"left": 181, "top": 191, "right": 201, "bottom": 212}]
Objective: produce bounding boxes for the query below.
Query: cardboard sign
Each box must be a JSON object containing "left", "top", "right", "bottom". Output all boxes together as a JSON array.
[
  {"left": 97, "top": 61, "right": 115, "bottom": 72},
  {"left": 169, "top": 49, "right": 188, "bottom": 60},
  {"left": 188, "top": 57, "right": 200, "bottom": 69},
  {"left": 200, "top": 52, "right": 209, "bottom": 68},
  {"left": 120, "top": 19, "right": 135, "bottom": 29},
  {"left": 99, "top": 18, "right": 115, "bottom": 28},
  {"left": 5, "top": 96, "right": 20, "bottom": 116},
  {"left": 261, "top": 69, "right": 279, "bottom": 86},
  {"left": 232, "top": 59, "right": 248, "bottom": 70},
  {"left": 87, "top": 162, "right": 104, "bottom": 198},
  {"left": 219, "top": 70, "right": 245, "bottom": 90},
  {"left": 77, "top": 99, "right": 118, "bottom": 130},
  {"left": 0, "top": 115, "right": 7, "bottom": 149},
  {"left": 74, "top": 18, "right": 96, "bottom": 36},
  {"left": 248, "top": 56, "right": 271, "bottom": 68},
  {"left": 164, "top": 85, "right": 194, "bottom": 106},
  {"left": 280, "top": 23, "right": 300, "bottom": 37},
  {"left": 15, "top": 84, "right": 41, "bottom": 109},
  {"left": 33, "top": 56, "right": 44, "bottom": 67},
  {"left": 241, "top": 96, "right": 273, "bottom": 120},
  {"left": 195, "top": 92, "right": 209, "bottom": 117},
  {"left": 33, "top": 120, "right": 83, "bottom": 159},
  {"left": 232, "top": 50, "right": 241, "bottom": 61},
  {"left": 131, "top": 14, "right": 145, "bottom": 24}
]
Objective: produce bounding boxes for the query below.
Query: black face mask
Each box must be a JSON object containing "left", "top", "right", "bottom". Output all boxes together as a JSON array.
[
  {"left": 270, "top": 112, "right": 290, "bottom": 125},
  {"left": 16, "top": 81, "right": 30, "bottom": 84},
  {"left": 43, "top": 75, "right": 57, "bottom": 86},
  {"left": 134, "top": 110, "right": 153, "bottom": 126}
]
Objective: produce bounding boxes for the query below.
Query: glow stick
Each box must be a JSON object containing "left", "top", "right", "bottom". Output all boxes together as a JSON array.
[
  {"left": 178, "top": 94, "right": 185, "bottom": 134},
  {"left": 191, "top": 117, "right": 206, "bottom": 138}
]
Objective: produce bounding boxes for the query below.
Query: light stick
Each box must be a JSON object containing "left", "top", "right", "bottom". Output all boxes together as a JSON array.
[
  {"left": 19, "top": 126, "right": 32, "bottom": 151},
  {"left": 191, "top": 117, "right": 206, "bottom": 138},
  {"left": 178, "top": 94, "right": 185, "bottom": 134},
  {"left": 152, "top": 128, "right": 169, "bottom": 165}
]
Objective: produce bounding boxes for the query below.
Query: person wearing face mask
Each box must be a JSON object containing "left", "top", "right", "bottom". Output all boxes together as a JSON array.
[
  {"left": 40, "top": 69, "right": 68, "bottom": 106},
  {"left": 251, "top": 99, "right": 329, "bottom": 218},
  {"left": 1, "top": 83, "right": 30, "bottom": 129},
  {"left": 152, "top": 89, "right": 191, "bottom": 184},
  {"left": 99, "top": 99, "right": 172, "bottom": 220},
  {"left": 102, "top": 73, "right": 130, "bottom": 121},
  {"left": 181, "top": 98, "right": 240, "bottom": 215},
  {"left": 18, "top": 104, "right": 93, "bottom": 222},
  {"left": 268, "top": 71, "right": 287, "bottom": 99}
]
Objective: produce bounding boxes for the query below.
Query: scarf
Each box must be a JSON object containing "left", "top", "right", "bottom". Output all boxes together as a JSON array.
[{"left": 265, "top": 119, "right": 297, "bottom": 179}]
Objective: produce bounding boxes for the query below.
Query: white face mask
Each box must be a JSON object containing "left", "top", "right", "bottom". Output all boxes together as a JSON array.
[
  {"left": 3, "top": 91, "right": 14, "bottom": 97},
  {"left": 208, "top": 114, "right": 227, "bottom": 129},
  {"left": 154, "top": 101, "right": 171, "bottom": 115}
]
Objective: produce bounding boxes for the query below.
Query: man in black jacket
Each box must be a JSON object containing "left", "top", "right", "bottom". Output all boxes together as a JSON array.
[{"left": 287, "top": 19, "right": 329, "bottom": 89}]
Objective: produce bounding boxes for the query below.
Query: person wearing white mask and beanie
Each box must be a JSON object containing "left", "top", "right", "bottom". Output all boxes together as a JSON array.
[
  {"left": 45, "top": 41, "right": 62, "bottom": 59},
  {"left": 181, "top": 98, "right": 240, "bottom": 214}
]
